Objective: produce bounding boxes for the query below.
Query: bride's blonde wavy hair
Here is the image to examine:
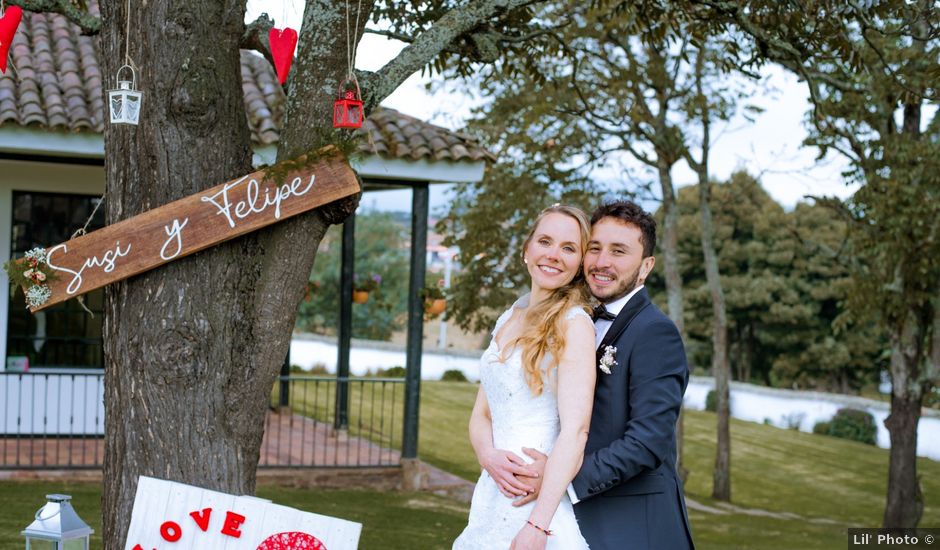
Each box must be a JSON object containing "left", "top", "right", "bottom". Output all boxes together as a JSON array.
[{"left": 502, "top": 205, "right": 593, "bottom": 396}]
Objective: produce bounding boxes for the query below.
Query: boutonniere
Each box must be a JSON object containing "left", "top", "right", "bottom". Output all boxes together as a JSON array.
[{"left": 599, "top": 345, "right": 617, "bottom": 374}]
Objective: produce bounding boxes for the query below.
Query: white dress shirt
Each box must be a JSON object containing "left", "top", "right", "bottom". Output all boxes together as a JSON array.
[
  {"left": 568, "top": 284, "right": 646, "bottom": 505},
  {"left": 594, "top": 285, "right": 645, "bottom": 349}
]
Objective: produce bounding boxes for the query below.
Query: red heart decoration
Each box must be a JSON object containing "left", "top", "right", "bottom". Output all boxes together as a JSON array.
[
  {"left": 268, "top": 27, "right": 298, "bottom": 85},
  {"left": 0, "top": 6, "right": 23, "bottom": 74},
  {"left": 256, "top": 531, "right": 327, "bottom": 550}
]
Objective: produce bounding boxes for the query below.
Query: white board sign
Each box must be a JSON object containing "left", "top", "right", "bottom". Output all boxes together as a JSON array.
[{"left": 125, "top": 477, "right": 362, "bottom": 550}]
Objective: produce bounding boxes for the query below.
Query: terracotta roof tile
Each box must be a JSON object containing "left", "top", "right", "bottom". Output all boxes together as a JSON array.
[{"left": 0, "top": 3, "right": 494, "bottom": 164}]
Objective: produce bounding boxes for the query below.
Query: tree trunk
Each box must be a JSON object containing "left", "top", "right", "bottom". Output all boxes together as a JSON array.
[
  {"left": 686, "top": 46, "right": 731, "bottom": 502},
  {"left": 657, "top": 159, "right": 684, "bottom": 337},
  {"left": 745, "top": 323, "right": 753, "bottom": 383},
  {"left": 99, "top": 1, "right": 365, "bottom": 546},
  {"left": 700, "top": 177, "right": 731, "bottom": 502},
  {"left": 883, "top": 321, "right": 925, "bottom": 528},
  {"left": 657, "top": 156, "right": 688, "bottom": 483}
]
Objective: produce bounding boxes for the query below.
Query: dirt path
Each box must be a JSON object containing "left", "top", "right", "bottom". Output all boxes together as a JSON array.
[{"left": 686, "top": 497, "right": 845, "bottom": 525}]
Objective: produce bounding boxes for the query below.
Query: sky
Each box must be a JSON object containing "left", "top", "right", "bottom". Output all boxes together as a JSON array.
[{"left": 245, "top": 2, "right": 860, "bottom": 215}]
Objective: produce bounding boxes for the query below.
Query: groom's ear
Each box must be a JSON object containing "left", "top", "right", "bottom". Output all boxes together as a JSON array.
[{"left": 639, "top": 255, "right": 655, "bottom": 284}]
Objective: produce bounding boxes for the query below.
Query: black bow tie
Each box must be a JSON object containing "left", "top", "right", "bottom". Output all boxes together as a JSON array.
[{"left": 591, "top": 305, "right": 617, "bottom": 322}]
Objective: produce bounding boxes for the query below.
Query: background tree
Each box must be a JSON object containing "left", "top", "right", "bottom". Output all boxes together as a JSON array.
[
  {"left": 10, "top": 0, "right": 557, "bottom": 545},
  {"left": 443, "top": 2, "right": 774, "bottom": 487},
  {"left": 681, "top": 0, "right": 940, "bottom": 526},
  {"left": 665, "top": 172, "right": 886, "bottom": 391},
  {"left": 298, "top": 212, "right": 410, "bottom": 341},
  {"left": 684, "top": 42, "right": 734, "bottom": 501}
]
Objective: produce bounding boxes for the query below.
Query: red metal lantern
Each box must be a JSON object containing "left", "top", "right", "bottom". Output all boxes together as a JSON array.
[{"left": 333, "top": 78, "right": 363, "bottom": 129}]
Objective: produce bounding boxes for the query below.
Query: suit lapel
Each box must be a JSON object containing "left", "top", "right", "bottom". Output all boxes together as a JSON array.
[{"left": 596, "top": 287, "right": 651, "bottom": 360}]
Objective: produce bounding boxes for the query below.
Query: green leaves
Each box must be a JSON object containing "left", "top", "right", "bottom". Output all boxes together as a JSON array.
[{"left": 653, "top": 172, "right": 885, "bottom": 390}]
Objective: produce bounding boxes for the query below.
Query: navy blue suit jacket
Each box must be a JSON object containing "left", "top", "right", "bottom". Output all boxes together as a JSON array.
[{"left": 572, "top": 288, "right": 695, "bottom": 550}]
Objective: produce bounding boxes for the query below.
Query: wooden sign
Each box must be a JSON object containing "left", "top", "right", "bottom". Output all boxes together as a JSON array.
[
  {"left": 125, "top": 476, "right": 362, "bottom": 549},
  {"left": 30, "top": 147, "right": 359, "bottom": 311}
]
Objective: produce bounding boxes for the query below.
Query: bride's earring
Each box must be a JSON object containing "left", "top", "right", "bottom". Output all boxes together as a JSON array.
[{"left": 523, "top": 257, "right": 528, "bottom": 264}]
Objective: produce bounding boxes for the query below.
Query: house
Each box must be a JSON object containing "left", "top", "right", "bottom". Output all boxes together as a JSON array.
[{"left": 0, "top": 6, "right": 491, "bottom": 467}]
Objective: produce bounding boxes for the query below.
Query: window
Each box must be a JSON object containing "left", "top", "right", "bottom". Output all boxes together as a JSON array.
[{"left": 7, "top": 191, "right": 105, "bottom": 369}]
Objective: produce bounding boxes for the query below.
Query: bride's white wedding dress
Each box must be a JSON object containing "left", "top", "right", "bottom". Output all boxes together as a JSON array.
[{"left": 453, "top": 300, "right": 590, "bottom": 549}]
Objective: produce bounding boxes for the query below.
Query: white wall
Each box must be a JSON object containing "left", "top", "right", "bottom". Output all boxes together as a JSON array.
[
  {"left": 685, "top": 377, "right": 940, "bottom": 460},
  {"left": 0, "top": 159, "right": 105, "bottom": 368},
  {"left": 290, "top": 334, "right": 481, "bottom": 381}
]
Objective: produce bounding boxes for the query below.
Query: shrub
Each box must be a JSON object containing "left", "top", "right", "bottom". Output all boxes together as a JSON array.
[
  {"left": 289, "top": 363, "right": 329, "bottom": 375},
  {"left": 813, "top": 421, "right": 831, "bottom": 435},
  {"left": 441, "top": 369, "right": 469, "bottom": 382},
  {"left": 827, "top": 408, "right": 877, "bottom": 445},
  {"left": 705, "top": 390, "right": 717, "bottom": 412},
  {"left": 783, "top": 412, "right": 805, "bottom": 430},
  {"left": 378, "top": 366, "right": 407, "bottom": 378}
]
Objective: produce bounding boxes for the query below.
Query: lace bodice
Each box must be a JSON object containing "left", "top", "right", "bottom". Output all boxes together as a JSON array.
[{"left": 480, "top": 298, "right": 592, "bottom": 459}]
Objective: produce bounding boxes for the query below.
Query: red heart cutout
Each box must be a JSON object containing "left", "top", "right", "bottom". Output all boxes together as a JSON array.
[
  {"left": 0, "top": 6, "right": 23, "bottom": 73},
  {"left": 257, "top": 531, "right": 326, "bottom": 549},
  {"left": 268, "top": 27, "right": 298, "bottom": 85}
]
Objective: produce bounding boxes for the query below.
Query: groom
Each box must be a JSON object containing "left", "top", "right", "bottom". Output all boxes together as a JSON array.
[{"left": 513, "top": 200, "right": 695, "bottom": 549}]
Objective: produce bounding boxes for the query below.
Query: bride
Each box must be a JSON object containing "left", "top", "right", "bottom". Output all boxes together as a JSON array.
[{"left": 453, "top": 205, "right": 596, "bottom": 550}]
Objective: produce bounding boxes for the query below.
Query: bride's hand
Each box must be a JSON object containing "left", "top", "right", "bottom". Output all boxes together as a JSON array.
[
  {"left": 512, "top": 448, "right": 547, "bottom": 506},
  {"left": 509, "top": 522, "right": 548, "bottom": 550},
  {"left": 481, "top": 448, "right": 539, "bottom": 498}
]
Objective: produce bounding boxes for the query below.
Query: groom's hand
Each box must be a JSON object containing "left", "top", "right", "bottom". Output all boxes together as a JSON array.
[
  {"left": 512, "top": 448, "right": 547, "bottom": 506},
  {"left": 481, "top": 448, "right": 540, "bottom": 498}
]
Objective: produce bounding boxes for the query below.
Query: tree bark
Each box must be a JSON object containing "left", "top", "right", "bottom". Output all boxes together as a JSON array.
[
  {"left": 883, "top": 319, "right": 925, "bottom": 527},
  {"left": 657, "top": 155, "right": 685, "bottom": 337},
  {"left": 702, "top": 175, "right": 731, "bottom": 502},
  {"left": 100, "top": 2, "right": 265, "bottom": 546},
  {"left": 657, "top": 155, "right": 688, "bottom": 484},
  {"left": 687, "top": 45, "right": 732, "bottom": 501}
]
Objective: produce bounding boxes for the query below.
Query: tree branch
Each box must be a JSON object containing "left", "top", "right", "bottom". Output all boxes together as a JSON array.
[
  {"left": 361, "top": 0, "right": 547, "bottom": 112},
  {"left": 364, "top": 27, "right": 463, "bottom": 55},
  {"left": 8, "top": 0, "right": 100, "bottom": 34},
  {"left": 241, "top": 13, "right": 276, "bottom": 68}
]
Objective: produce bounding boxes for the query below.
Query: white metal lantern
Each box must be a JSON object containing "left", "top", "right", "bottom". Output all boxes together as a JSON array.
[
  {"left": 21, "top": 494, "right": 93, "bottom": 550},
  {"left": 108, "top": 64, "right": 142, "bottom": 125}
]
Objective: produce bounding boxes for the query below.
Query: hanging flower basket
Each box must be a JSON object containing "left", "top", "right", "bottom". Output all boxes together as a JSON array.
[
  {"left": 352, "top": 273, "right": 381, "bottom": 304},
  {"left": 425, "top": 298, "right": 446, "bottom": 316},
  {"left": 421, "top": 278, "right": 446, "bottom": 317}
]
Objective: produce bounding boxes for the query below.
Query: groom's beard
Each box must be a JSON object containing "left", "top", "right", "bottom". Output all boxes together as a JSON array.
[{"left": 589, "top": 264, "right": 642, "bottom": 304}]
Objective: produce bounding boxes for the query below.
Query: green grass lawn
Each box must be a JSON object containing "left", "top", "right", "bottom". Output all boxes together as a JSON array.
[
  {"left": 0, "top": 483, "right": 467, "bottom": 550},
  {"left": 415, "top": 381, "right": 940, "bottom": 549},
  {"left": 2, "top": 380, "right": 938, "bottom": 550}
]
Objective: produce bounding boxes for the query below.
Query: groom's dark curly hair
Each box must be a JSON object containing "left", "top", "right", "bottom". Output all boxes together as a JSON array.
[{"left": 591, "top": 200, "right": 657, "bottom": 258}]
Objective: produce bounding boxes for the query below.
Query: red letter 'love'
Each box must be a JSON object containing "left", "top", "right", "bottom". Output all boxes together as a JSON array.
[
  {"left": 221, "top": 511, "right": 246, "bottom": 538},
  {"left": 190, "top": 507, "right": 212, "bottom": 532},
  {"left": 160, "top": 521, "right": 182, "bottom": 542}
]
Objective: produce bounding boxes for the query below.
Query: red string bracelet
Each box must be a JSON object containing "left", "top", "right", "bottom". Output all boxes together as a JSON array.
[{"left": 526, "top": 519, "right": 554, "bottom": 536}]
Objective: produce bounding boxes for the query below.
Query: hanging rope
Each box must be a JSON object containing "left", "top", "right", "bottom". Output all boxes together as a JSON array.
[
  {"left": 68, "top": 194, "right": 106, "bottom": 317},
  {"left": 344, "top": 0, "right": 363, "bottom": 80},
  {"left": 71, "top": 195, "right": 106, "bottom": 240},
  {"left": 124, "top": 0, "right": 136, "bottom": 70}
]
